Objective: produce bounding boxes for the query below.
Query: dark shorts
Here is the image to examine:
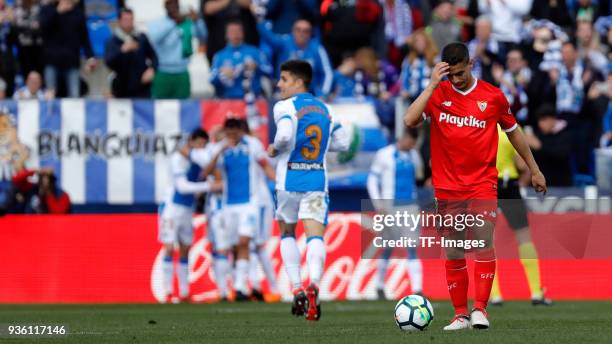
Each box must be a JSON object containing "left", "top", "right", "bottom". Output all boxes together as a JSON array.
[
  {"left": 152, "top": 71, "right": 191, "bottom": 99},
  {"left": 497, "top": 178, "right": 529, "bottom": 230}
]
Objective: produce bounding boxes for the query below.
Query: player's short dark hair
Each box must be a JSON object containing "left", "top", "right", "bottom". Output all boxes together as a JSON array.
[
  {"left": 403, "top": 127, "right": 419, "bottom": 139},
  {"left": 535, "top": 104, "right": 557, "bottom": 120},
  {"left": 119, "top": 7, "right": 133, "bottom": 17},
  {"left": 280, "top": 60, "right": 312, "bottom": 89},
  {"left": 190, "top": 128, "right": 209, "bottom": 141},
  {"left": 441, "top": 42, "right": 470, "bottom": 66},
  {"left": 237, "top": 118, "right": 250, "bottom": 133},
  {"left": 223, "top": 118, "right": 243, "bottom": 130}
]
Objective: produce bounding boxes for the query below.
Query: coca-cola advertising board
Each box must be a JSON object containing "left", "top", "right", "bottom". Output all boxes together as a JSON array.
[{"left": 1, "top": 213, "right": 612, "bottom": 303}]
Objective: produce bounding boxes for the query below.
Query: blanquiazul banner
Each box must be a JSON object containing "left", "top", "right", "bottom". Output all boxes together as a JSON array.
[{"left": 1, "top": 99, "right": 269, "bottom": 205}]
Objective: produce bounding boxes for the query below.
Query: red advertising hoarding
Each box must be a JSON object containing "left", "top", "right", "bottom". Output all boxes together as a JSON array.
[{"left": 1, "top": 213, "right": 612, "bottom": 303}]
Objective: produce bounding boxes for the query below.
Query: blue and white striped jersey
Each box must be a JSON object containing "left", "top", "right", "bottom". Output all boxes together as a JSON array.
[
  {"left": 164, "top": 151, "right": 203, "bottom": 208},
  {"left": 212, "top": 136, "right": 268, "bottom": 206},
  {"left": 272, "top": 92, "right": 348, "bottom": 193},
  {"left": 367, "top": 144, "right": 422, "bottom": 205}
]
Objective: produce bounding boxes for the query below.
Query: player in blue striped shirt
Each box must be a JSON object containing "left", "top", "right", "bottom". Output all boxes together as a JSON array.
[
  {"left": 159, "top": 129, "right": 220, "bottom": 303},
  {"left": 268, "top": 60, "right": 349, "bottom": 320},
  {"left": 196, "top": 119, "right": 276, "bottom": 301}
]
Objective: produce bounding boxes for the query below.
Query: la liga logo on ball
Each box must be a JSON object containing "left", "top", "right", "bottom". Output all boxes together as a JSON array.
[{"left": 394, "top": 294, "right": 434, "bottom": 331}]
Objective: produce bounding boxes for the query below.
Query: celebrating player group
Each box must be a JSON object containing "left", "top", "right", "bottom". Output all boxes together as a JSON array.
[{"left": 157, "top": 59, "right": 348, "bottom": 321}]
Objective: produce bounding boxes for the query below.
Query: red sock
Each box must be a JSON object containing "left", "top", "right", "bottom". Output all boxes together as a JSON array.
[
  {"left": 474, "top": 259, "right": 496, "bottom": 310},
  {"left": 445, "top": 259, "right": 469, "bottom": 316}
]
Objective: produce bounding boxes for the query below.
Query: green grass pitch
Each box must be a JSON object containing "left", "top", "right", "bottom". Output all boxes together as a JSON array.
[{"left": 1, "top": 301, "right": 611, "bottom": 343}]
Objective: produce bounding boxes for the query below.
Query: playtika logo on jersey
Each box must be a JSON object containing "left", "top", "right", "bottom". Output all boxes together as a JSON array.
[{"left": 439, "top": 112, "right": 486, "bottom": 129}]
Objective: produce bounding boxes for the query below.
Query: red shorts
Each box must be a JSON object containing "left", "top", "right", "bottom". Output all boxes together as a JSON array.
[
  {"left": 434, "top": 188, "right": 498, "bottom": 224},
  {"left": 434, "top": 187, "right": 497, "bottom": 200}
]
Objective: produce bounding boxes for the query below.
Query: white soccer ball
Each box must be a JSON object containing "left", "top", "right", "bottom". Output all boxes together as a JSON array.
[{"left": 394, "top": 294, "right": 434, "bottom": 331}]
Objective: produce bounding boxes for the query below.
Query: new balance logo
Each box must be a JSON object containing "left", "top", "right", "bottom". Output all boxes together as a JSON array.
[
  {"left": 439, "top": 112, "right": 486, "bottom": 129},
  {"left": 482, "top": 210, "right": 496, "bottom": 218},
  {"left": 442, "top": 101, "right": 452, "bottom": 107}
]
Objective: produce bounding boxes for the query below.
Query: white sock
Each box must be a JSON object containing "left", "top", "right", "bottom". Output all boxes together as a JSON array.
[
  {"left": 162, "top": 255, "right": 174, "bottom": 296},
  {"left": 249, "top": 251, "right": 261, "bottom": 291},
  {"left": 213, "top": 254, "right": 230, "bottom": 298},
  {"left": 177, "top": 257, "right": 189, "bottom": 298},
  {"left": 306, "top": 236, "right": 326, "bottom": 287},
  {"left": 376, "top": 258, "right": 389, "bottom": 290},
  {"left": 280, "top": 235, "right": 302, "bottom": 290},
  {"left": 407, "top": 259, "right": 423, "bottom": 294},
  {"left": 234, "top": 258, "right": 250, "bottom": 294},
  {"left": 258, "top": 249, "right": 279, "bottom": 293}
]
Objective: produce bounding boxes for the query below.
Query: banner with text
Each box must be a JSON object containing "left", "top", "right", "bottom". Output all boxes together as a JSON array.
[
  {"left": 0, "top": 99, "right": 269, "bottom": 205},
  {"left": 1, "top": 213, "right": 611, "bottom": 303}
]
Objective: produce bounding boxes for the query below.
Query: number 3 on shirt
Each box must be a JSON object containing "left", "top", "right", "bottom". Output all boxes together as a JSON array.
[{"left": 301, "top": 124, "right": 322, "bottom": 160}]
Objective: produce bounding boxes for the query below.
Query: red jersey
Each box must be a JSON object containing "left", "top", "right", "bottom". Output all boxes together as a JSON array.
[{"left": 424, "top": 79, "right": 517, "bottom": 197}]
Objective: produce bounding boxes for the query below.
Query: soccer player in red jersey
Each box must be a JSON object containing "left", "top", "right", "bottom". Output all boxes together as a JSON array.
[{"left": 404, "top": 43, "right": 547, "bottom": 330}]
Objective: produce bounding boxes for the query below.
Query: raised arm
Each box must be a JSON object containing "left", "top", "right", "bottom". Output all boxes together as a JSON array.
[
  {"left": 404, "top": 62, "right": 448, "bottom": 127},
  {"left": 187, "top": 146, "right": 211, "bottom": 167},
  {"left": 315, "top": 46, "right": 334, "bottom": 97},
  {"left": 39, "top": 4, "right": 60, "bottom": 32},
  {"left": 193, "top": 18, "right": 208, "bottom": 43},
  {"left": 505, "top": 0, "right": 532, "bottom": 15},
  {"left": 202, "top": 145, "right": 226, "bottom": 178},
  {"left": 204, "top": 0, "right": 231, "bottom": 16},
  {"left": 147, "top": 17, "right": 176, "bottom": 45},
  {"left": 256, "top": 21, "right": 285, "bottom": 50},
  {"left": 78, "top": 8, "right": 94, "bottom": 59}
]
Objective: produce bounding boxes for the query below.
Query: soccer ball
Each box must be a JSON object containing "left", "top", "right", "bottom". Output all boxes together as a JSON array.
[{"left": 394, "top": 294, "right": 434, "bottom": 331}]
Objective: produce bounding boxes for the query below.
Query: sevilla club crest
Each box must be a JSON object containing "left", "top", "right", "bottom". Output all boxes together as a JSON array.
[{"left": 477, "top": 101, "right": 487, "bottom": 112}]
